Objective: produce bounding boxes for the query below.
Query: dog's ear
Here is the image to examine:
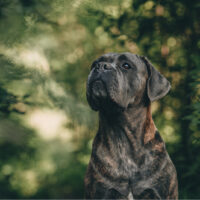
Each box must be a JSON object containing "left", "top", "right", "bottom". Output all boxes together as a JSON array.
[{"left": 140, "top": 56, "right": 171, "bottom": 102}]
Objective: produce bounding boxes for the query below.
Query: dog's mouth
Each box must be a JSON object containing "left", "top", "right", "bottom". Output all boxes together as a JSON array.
[
  {"left": 90, "top": 79, "right": 107, "bottom": 99},
  {"left": 87, "top": 77, "right": 127, "bottom": 112}
]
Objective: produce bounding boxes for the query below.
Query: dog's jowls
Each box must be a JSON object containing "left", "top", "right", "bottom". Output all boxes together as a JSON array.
[{"left": 85, "top": 52, "right": 178, "bottom": 199}]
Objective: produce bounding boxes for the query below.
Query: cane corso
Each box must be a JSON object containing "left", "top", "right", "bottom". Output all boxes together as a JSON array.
[{"left": 85, "top": 52, "right": 178, "bottom": 199}]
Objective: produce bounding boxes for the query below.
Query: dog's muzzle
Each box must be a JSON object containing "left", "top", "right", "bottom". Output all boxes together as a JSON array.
[
  {"left": 88, "top": 62, "right": 115, "bottom": 99},
  {"left": 91, "top": 80, "right": 107, "bottom": 98}
]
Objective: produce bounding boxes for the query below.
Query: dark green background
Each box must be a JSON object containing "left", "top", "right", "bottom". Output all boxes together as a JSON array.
[{"left": 0, "top": 0, "right": 199, "bottom": 198}]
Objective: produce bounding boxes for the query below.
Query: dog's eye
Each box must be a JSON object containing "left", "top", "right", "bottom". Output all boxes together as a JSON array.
[{"left": 122, "top": 63, "right": 131, "bottom": 69}]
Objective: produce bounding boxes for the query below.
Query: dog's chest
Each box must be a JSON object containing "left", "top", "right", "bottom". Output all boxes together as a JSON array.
[
  {"left": 112, "top": 131, "right": 146, "bottom": 168},
  {"left": 107, "top": 133, "right": 167, "bottom": 180}
]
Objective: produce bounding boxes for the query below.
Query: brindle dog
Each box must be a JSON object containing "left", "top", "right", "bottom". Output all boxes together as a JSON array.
[{"left": 85, "top": 53, "right": 178, "bottom": 199}]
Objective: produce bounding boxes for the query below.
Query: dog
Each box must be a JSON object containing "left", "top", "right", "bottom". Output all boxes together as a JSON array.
[{"left": 85, "top": 52, "right": 178, "bottom": 199}]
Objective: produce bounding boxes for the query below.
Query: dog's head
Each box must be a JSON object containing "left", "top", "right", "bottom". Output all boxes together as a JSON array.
[{"left": 86, "top": 52, "right": 170, "bottom": 111}]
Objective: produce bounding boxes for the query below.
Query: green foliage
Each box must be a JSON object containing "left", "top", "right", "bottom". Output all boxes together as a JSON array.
[{"left": 0, "top": 0, "right": 199, "bottom": 198}]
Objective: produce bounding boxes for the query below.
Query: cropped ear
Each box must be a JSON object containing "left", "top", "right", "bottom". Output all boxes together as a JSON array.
[{"left": 140, "top": 56, "right": 171, "bottom": 102}]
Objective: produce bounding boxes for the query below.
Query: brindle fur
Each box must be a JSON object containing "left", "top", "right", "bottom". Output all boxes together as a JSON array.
[{"left": 85, "top": 53, "right": 178, "bottom": 199}]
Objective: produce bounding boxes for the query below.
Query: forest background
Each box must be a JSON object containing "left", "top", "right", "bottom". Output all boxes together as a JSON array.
[{"left": 0, "top": 0, "right": 199, "bottom": 198}]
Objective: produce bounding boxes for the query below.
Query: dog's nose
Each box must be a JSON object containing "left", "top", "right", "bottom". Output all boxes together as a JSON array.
[{"left": 96, "top": 62, "right": 111, "bottom": 71}]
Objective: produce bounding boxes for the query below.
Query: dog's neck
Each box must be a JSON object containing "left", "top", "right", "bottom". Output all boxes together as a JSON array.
[{"left": 98, "top": 102, "right": 156, "bottom": 146}]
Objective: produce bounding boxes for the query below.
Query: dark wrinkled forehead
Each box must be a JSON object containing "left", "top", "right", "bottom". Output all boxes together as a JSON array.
[{"left": 95, "top": 52, "right": 146, "bottom": 70}]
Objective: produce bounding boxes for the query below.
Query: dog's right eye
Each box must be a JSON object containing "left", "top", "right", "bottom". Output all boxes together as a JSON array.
[{"left": 122, "top": 63, "right": 131, "bottom": 70}]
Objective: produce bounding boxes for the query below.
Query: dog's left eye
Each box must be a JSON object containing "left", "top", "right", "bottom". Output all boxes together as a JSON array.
[{"left": 122, "top": 63, "right": 131, "bottom": 69}]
